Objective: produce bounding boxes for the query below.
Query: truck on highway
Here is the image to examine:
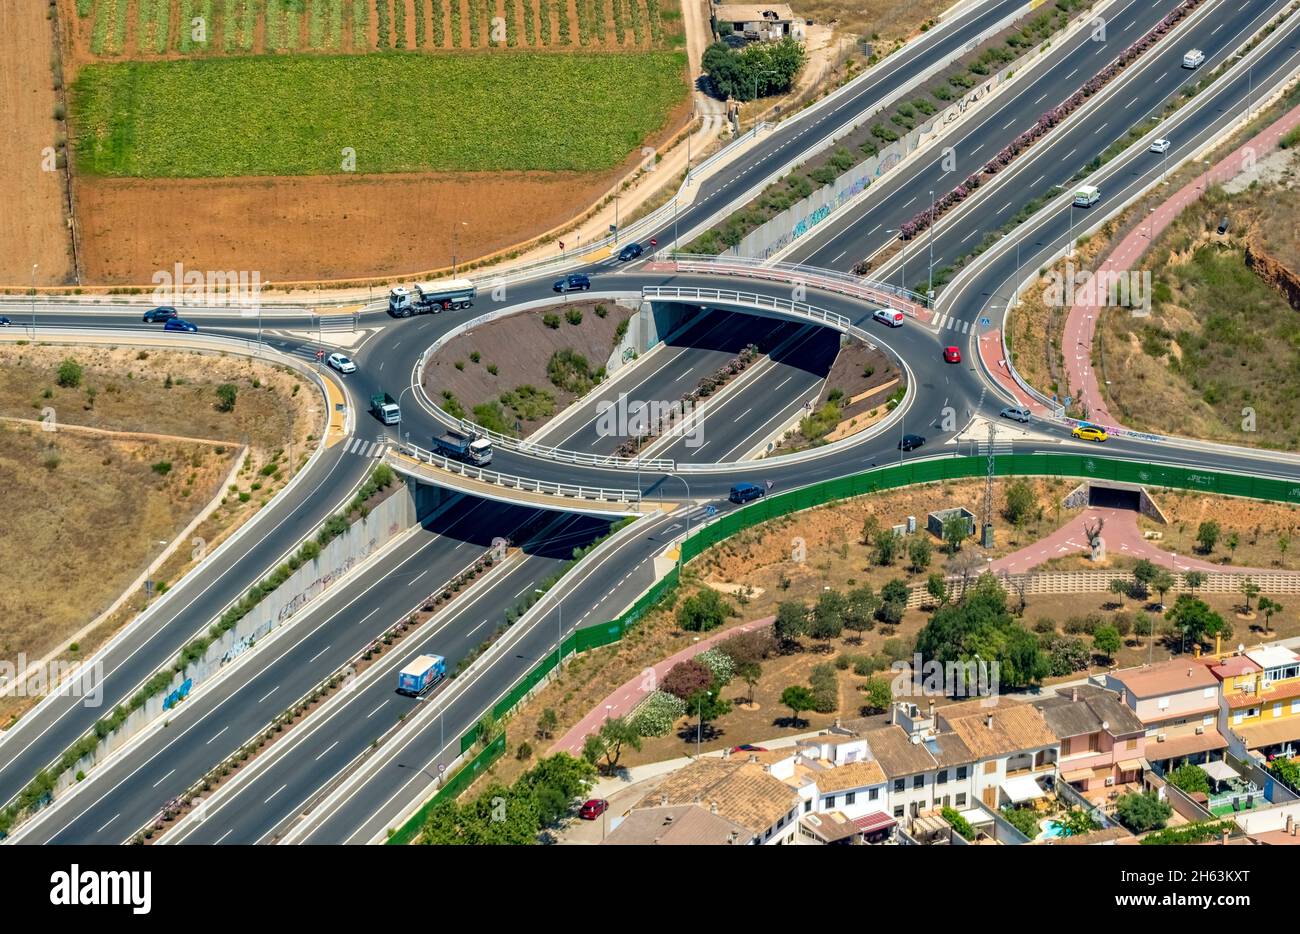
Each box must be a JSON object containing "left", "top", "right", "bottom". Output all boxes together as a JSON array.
[
  {"left": 370, "top": 392, "right": 401, "bottom": 425},
  {"left": 397, "top": 654, "right": 446, "bottom": 696},
  {"left": 432, "top": 429, "right": 494, "bottom": 466},
  {"left": 1073, "top": 185, "right": 1100, "bottom": 208},
  {"left": 388, "top": 279, "right": 476, "bottom": 317}
]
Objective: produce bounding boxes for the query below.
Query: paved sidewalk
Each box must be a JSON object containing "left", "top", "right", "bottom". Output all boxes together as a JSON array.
[
  {"left": 1063, "top": 101, "right": 1300, "bottom": 425},
  {"left": 990, "top": 506, "right": 1274, "bottom": 576},
  {"left": 550, "top": 615, "right": 775, "bottom": 755}
]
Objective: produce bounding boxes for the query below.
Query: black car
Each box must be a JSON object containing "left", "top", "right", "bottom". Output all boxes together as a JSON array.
[
  {"left": 0, "top": 316, "right": 11, "bottom": 327},
  {"left": 898, "top": 433, "right": 926, "bottom": 452},
  {"left": 729, "top": 482, "right": 766, "bottom": 504},
  {"left": 617, "top": 243, "right": 644, "bottom": 262},
  {"left": 553, "top": 273, "right": 591, "bottom": 293},
  {"left": 143, "top": 306, "right": 178, "bottom": 323}
]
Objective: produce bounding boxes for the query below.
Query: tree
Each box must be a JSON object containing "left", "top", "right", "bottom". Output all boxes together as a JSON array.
[
  {"left": 1258, "top": 597, "right": 1282, "bottom": 635},
  {"left": 926, "top": 573, "right": 948, "bottom": 607},
  {"left": 1165, "top": 595, "right": 1229, "bottom": 650},
  {"left": 1092, "top": 624, "right": 1121, "bottom": 663},
  {"left": 780, "top": 685, "right": 816, "bottom": 728},
  {"left": 535, "top": 708, "right": 558, "bottom": 740},
  {"left": 942, "top": 513, "right": 969, "bottom": 554},
  {"left": 1167, "top": 764, "right": 1210, "bottom": 796},
  {"left": 774, "top": 600, "right": 808, "bottom": 647},
  {"left": 809, "top": 590, "right": 846, "bottom": 648},
  {"left": 1132, "top": 559, "right": 1157, "bottom": 598},
  {"left": 1184, "top": 570, "right": 1205, "bottom": 595},
  {"left": 861, "top": 676, "right": 892, "bottom": 713},
  {"left": 582, "top": 717, "right": 642, "bottom": 774},
  {"left": 662, "top": 659, "right": 713, "bottom": 701},
  {"left": 873, "top": 529, "right": 901, "bottom": 566},
  {"left": 842, "top": 586, "right": 879, "bottom": 643},
  {"left": 1150, "top": 569, "right": 1175, "bottom": 610},
  {"left": 860, "top": 515, "right": 881, "bottom": 546},
  {"left": 676, "top": 589, "right": 734, "bottom": 632},
  {"left": 908, "top": 535, "right": 932, "bottom": 572},
  {"left": 736, "top": 661, "right": 762, "bottom": 706},
  {"left": 1003, "top": 478, "right": 1036, "bottom": 526},
  {"left": 701, "top": 36, "right": 807, "bottom": 101},
  {"left": 1109, "top": 578, "right": 1131, "bottom": 604},
  {"left": 56, "top": 358, "right": 83, "bottom": 388},
  {"left": 1239, "top": 577, "right": 1260, "bottom": 614},
  {"left": 1225, "top": 532, "right": 1240, "bottom": 561},
  {"left": 915, "top": 574, "right": 1048, "bottom": 689},
  {"left": 215, "top": 383, "right": 238, "bottom": 412},
  {"left": 1132, "top": 611, "right": 1154, "bottom": 638},
  {"left": 1196, "top": 520, "right": 1221, "bottom": 554},
  {"left": 1115, "top": 791, "right": 1173, "bottom": 833}
]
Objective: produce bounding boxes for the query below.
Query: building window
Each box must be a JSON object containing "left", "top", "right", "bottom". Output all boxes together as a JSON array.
[
  {"left": 957, "top": 766, "right": 968, "bottom": 780},
  {"left": 893, "top": 806, "right": 905, "bottom": 818},
  {"left": 868, "top": 787, "right": 879, "bottom": 801},
  {"left": 956, "top": 793, "right": 966, "bottom": 806},
  {"left": 894, "top": 779, "right": 905, "bottom": 793},
  {"left": 804, "top": 799, "right": 812, "bottom": 813},
  {"left": 1203, "top": 687, "right": 1216, "bottom": 698},
  {"left": 937, "top": 770, "right": 948, "bottom": 784},
  {"left": 823, "top": 796, "right": 835, "bottom": 809},
  {"left": 1274, "top": 702, "right": 1283, "bottom": 718},
  {"left": 1204, "top": 714, "right": 1215, "bottom": 725},
  {"left": 983, "top": 760, "right": 997, "bottom": 775},
  {"left": 1292, "top": 698, "right": 1300, "bottom": 714},
  {"left": 913, "top": 775, "right": 924, "bottom": 789},
  {"left": 1158, "top": 696, "right": 1170, "bottom": 709},
  {"left": 1234, "top": 711, "right": 1244, "bottom": 725},
  {"left": 846, "top": 792, "right": 856, "bottom": 806},
  {"left": 1126, "top": 738, "right": 1137, "bottom": 751}
]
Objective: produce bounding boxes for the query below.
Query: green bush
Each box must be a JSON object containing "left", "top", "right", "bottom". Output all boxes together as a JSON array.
[
  {"left": 56, "top": 358, "right": 83, "bottom": 388},
  {"left": 215, "top": 383, "right": 238, "bottom": 411}
]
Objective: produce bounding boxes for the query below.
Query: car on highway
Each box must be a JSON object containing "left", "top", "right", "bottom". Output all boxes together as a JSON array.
[
  {"left": 1182, "top": 48, "right": 1205, "bottom": 69},
  {"left": 872, "top": 308, "right": 904, "bottom": 328},
  {"left": 898, "top": 433, "right": 926, "bottom": 452},
  {"left": 617, "top": 242, "right": 644, "bottom": 262},
  {"left": 578, "top": 799, "right": 609, "bottom": 820},
  {"left": 943, "top": 346, "right": 962, "bottom": 364},
  {"left": 999, "top": 405, "right": 1031, "bottom": 423},
  {"left": 554, "top": 273, "right": 591, "bottom": 293},
  {"left": 143, "top": 306, "right": 178, "bottom": 323},
  {"left": 163, "top": 317, "right": 198, "bottom": 333},
  {"left": 0, "top": 316, "right": 11, "bottom": 327},
  {"left": 1072, "top": 424, "right": 1108, "bottom": 443},
  {"left": 729, "top": 482, "right": 766, "bottom": 504},
  {"left": 326, "top": 352, "right": 357, "bottom": 374},
  {"left": 1150, "top": 138, "right": 1171, "bottom": 154}
]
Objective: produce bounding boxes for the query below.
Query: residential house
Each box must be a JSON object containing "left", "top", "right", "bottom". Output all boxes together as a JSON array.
[
  {"left": 1219, "top": 645, "right": 1300, "bottom": 760},
  {"left": 935, "top": 700, "right": 1060, "bottom": 810},
  {"left": 1033, "top": 684, "right": 1147, "bottom": 796},
  {"left": 601, "top": 804, "right": 751, "bottom": 845},
  {"left": 621, "top": 757, "right": 803, "bottom": 845},
  {"left": 1106, "top": 657, "right": 1227, "bottom": 771},
  {"left": 712, "top": 4, "right": 806, "bottom": 42}
]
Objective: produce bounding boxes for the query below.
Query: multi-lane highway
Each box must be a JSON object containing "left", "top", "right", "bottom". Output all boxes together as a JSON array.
[{"left": 7, "top": 0, "right": 1300, "bottom": 845}]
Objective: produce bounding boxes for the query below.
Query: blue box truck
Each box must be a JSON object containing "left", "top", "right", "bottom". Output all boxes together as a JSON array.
[{"left": 397, "top": 654, "right": 446, "bottom": 696}]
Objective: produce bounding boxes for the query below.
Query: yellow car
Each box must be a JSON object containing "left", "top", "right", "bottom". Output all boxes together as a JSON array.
[{"left": 1072, "top": 425, "right": 1108, "bottom": 443}]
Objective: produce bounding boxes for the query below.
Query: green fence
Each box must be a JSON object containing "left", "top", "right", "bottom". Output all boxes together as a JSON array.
[
  {"left": 387, "top": 732, "right": 507, "bottom": 845},
  {"left": 389, "top": 453, "right": 1299, "bottom": 843}
]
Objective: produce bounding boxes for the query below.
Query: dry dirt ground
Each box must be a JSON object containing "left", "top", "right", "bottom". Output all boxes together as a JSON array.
[
  {"left": 422, "top": 299, "right": 633, "bottom": 433},
  {"left": 0, "top": 344, "right": 323, "bottom": 721},
  {"left": 73, "top": 169, "right": 628, "bottom": 285},
  {"left": 0, "top": 1, "right": 74, "bottom": 284},
  {"left": 0, "top": 421, "right": 236, "bottom": 665},
  {"left": 1139, "top": 492, "right": 1300, "bottom": 572}
]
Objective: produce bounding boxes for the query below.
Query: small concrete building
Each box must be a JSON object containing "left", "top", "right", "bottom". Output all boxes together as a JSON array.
[{"left": 713, "top": 4, "right": 806, "bottom": 42}]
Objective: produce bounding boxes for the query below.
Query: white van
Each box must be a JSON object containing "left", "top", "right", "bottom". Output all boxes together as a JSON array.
[
  {"left": 1073, "top": 185, "right": 1100, "bottom": 208},
  {"left": 872, "top": 308, "right": 905, "bottom": 328},
  {"left": 1182, "top": 49, "right": 1205, "bottom": 69}
]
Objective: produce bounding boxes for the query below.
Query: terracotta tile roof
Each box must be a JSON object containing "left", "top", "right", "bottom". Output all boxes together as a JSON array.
[
  {"left": 1235, "top": 717, "right": 1300, "bottom": 749},
  {"left": 636, "top": 760, "right": 799, "bottom": 836},
  {"left": 1208, "top": 656, "right": 1262, "bottom": 679},
  {"left": 811, "top": 759, "right": 887, "bottom": 794},
  {"left": 1110, "top": 659, "right": 1220, "bottom": 696},
  {"left": 856, "top": 724, "right": 939, "bottom": 777},
  {"left": 602, "top": 804, "right": 752, "bottom": 846},
  {"left": 1146, "top": 729, "right": 1228, "bottom": 760},
  {"left": 937, "top": 703, "right": 1057, "bottom": 759},
  {"left": 1034, "top": 686, "right": 1145, "bottom": 739}
]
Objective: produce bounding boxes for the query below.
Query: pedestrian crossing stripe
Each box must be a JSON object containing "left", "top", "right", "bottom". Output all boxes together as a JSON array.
[{"left": 345, "top": 438, "right": 385, "bottom": 457}]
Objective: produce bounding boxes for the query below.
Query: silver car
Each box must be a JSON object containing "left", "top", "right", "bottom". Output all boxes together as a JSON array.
[{"left": 999, "top": 405, "right": 1031, "bottom": 423}]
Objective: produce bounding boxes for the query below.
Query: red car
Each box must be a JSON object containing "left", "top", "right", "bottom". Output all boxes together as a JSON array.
[
  {"left": 943, "top": 346, "right": 962, "bottom": 364},
  {"left": 579, "top": 798, "right": 609, "bottom": 820}
]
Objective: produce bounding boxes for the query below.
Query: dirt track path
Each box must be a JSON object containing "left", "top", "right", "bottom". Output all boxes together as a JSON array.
[{"left": 0, "top": 2, "right": 73, "bottom": 284}]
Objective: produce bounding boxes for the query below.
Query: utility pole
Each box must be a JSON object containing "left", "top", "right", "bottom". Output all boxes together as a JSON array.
[{"left": 982, "top": 421, "right": 996, "bottom": 548}]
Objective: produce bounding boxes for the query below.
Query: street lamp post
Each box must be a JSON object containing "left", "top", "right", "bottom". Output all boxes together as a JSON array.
[
  {"left": 537, "top": 587, "right": 564, "bottom": 675},
  {"left": 613, "top": 195, "right": 620, "bottom": 245},
  {"left": 673, "top": 474, "right": 693, "bottom": 574},
  {"left": 30, "top": 263, "right": 38, "bottom": 340}
]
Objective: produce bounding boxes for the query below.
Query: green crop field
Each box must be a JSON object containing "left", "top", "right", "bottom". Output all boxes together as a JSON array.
[{"left": 72, "top": 50, "right": 687, "bottom": 177}]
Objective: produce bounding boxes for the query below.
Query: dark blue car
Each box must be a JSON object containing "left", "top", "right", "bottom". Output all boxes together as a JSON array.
[
  {"left": 164, "top": 317, "right": 198, "bottom": 333},
  {"left": 729, "top": 482, "right": 766, "bottom": 505},
  {"left": 553, "top": 273, "right": 591, "bottom": 293},
  {"left": 617, "top": 243, "right": 643, "bottom": 262}
]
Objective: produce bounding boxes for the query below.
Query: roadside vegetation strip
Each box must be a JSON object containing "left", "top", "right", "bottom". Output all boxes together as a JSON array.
[
  {"left": 72, "top": 50, "right": 687, "bottom": 177},
  {"left": 0, "top": 463, "right": 398, "bottom": 837}
]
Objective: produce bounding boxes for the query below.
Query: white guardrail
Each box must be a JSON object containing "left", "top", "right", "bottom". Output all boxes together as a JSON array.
[
  {"left": 662, "top": 255, "right": 929, "bottom": 316},
  {"left": 641, "top": 285, "right": 852, "bottom": 331},
  {"left": 390, "top": 442, "right": 644, "bottom": 504}
]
